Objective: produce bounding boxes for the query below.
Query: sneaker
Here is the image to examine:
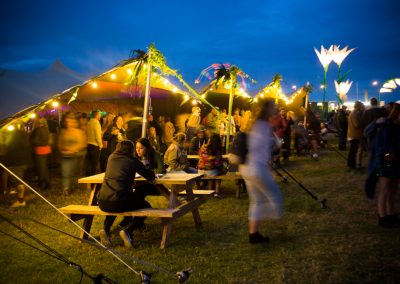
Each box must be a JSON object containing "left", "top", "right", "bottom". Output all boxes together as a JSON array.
[
  {"left": 99, "top": 229, "right": 111, "bottom": 247},
  {"left": 10, "top": 200, "right": 26, "bottom": 208},
  {"left": 378, "top": 215, "right": 399, "bottom": 228},
  {"left": 214, "top": 193, "right": 224, "bottom": 199},
  {"left": 249, "top": 232, "right": 270, "bottom": 244},
  {"left": 119, "top": 230, "right": 133, "bottom": 248}
]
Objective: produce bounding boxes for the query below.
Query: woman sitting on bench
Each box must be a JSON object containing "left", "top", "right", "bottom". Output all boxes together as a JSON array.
[{"left": 98, "top": 140, "right": 155, "bottom": 248}]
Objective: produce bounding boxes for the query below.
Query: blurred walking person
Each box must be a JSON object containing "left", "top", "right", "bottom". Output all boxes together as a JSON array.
[
  {"left": 239, "top": 99, "right": 283, "bottom": 244},
  {"left": 31, "top": 117, "right": 52, "bottom": 190},
  {"left": 58, "top": 113, "right": 86, "bottom": 195}
]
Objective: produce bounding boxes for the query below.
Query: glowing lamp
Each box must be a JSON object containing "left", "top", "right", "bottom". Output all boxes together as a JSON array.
[
  {"left": 184, "top": 94, "right": 190, "bottom": 100},
  {"left": 191, "top": 99, "right": 197, "bottom": 105},
  {"left": 372, "top": 81, "right": 378, "bottom": 86},
  {"left": 172, "top": 87, "right": 178, "bottom": 93},
  {"left": 127, "top": 69, "right": 133, "bottom": 75},
  {"left": 52, "top": 101, "right": 59, "bottom": 107},
  {"left": 29, "top": 113, "right": 36, "bottom": 119},
  {"left": 91, "top": 82, "right": 98, "bottom": 88},
  {"left": 110, "top": 73, "right": 116, "bottom": 80},
  {"left": 7, "top": 125, "right": 15, "bottom": 131}
]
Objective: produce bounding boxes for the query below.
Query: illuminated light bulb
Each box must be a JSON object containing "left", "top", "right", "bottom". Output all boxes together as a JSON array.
[
  {"left": 163, "top": 78, "right": 170, "bottom": 85},
  {"left": 372, "top": 81, "right": 378, "bottom": 86},
  {"left": 210, "top": 88, "right": 213, "bottom": 91},
  {"left": 7, "top": 125, "right": 15, "bottom": 131},
  {"left": 243, "top": 92, "right": 249, "bottom": 97},
  {"left": 320, "top": 85, "right": 325, "bottom": 89},
  {"left": 152, "top": 73, "right": 158, "bottom": 77},
  {"left": 260, "top": 93, "right": 264, "bottom": 98},
  {"left": 92, "top": 82, "right": 98, "bottom": 88},
  {"left": 191, "top": 99, "right": 197, "bottom": 105},
  {"left": 172, "top": 87, "right": 178, "bottom": 93},
  {"left": 201, "top": 94, "right": 206, "bottom": 99},
  {"left": 52, "top": 101, "right": 59, "bottom": 107},
  {"left": 110, "top": 73, "right": 116, "bottom": 80},
  {"left": 265, "top": 89, "right": 269, "bottom": 93},
  {"left": 254, "top": 98, "right": 258, "bottom": 102},
  {"left": 29, "top": 113, "right": 36, "bottom": 119},
  {"left": 239, "top": 88, "right": 244, "bottom": 93},
  {"left": 184, "top": 94, "right": 190, "bottom": 100},
  {"left": 127, "top": 68, "right": 133, "bottom": 75}
]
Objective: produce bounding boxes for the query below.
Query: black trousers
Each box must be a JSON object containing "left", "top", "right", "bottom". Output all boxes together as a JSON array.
[
  {"left": 86, "top": 144, "right": 100, "bottom": 176},
  {"left": 347, "top": 139, "right": 360, "bottom": 168},
  {"left": 99, "top": 192, "right": 151, "bottom": 235}
]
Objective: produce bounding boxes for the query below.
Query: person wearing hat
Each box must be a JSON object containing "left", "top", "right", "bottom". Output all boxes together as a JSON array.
[{"left": 189, "top": 125, "right": 207, "bottom": 155}]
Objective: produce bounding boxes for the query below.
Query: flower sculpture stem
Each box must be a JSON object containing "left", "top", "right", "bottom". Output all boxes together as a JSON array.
[
  {"left": 226, "top": 72, "right": 237, "bottom": 153},
  {"left": 322, "top": 66, "right": 328, "bottom": 120}
]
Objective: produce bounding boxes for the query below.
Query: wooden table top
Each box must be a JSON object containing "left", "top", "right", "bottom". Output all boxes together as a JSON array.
[
  {"left": 78, "top": 172, "right": 204, "bottom": 185},
  {"left": 187, "top": 154, "right": 229, "bottom": 160}
]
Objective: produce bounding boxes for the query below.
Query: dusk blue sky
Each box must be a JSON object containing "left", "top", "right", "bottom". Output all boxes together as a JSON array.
[{"left": 1, "top": 0, "right": 400, "bottom": 102}]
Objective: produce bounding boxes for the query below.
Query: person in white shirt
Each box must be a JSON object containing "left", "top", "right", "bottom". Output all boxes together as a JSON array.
[{"left": 86, "top": 110, "right": 103, "bottom": 176}]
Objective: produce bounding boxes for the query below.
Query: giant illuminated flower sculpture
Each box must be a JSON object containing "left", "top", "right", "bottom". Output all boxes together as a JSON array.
[
  {"left": 315, "top": 45, "right": 333, "bottom": 70},
  {"left": 331, "top": 45, "right": 355, "bottom": 105},
  {"left": 335, "top": 80, "right": 352, "bottom": 102},
  {"left": 331, "top": 45, "right": 356, "bottom": 67},
  {"left": 314, "top": 45, "right": 333, "bottom": 119}
]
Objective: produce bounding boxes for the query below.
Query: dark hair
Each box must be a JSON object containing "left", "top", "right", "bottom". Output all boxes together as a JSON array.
[
  {"left": 91, "top": 110, "right": 100, "bottom": 118},
  {"left": 388, "top": 103, "right": 400, "bottom": 120},
  {"left": 135, "top": 137, "right": 157, "bottom": 169},
  {"left": 254, "top": 99, "right": 276, "bottom": 121},
  {"left": 208, "top": 134, "right": 222, "bottom": 156},
  {"left": 370, "top": 97, "right": 378, "bottom": 106},
  {"left": 112, "top": 115, "right": 123, "bottom": 126},
  {"left": 115, "top": 140, "right": 134, "bottom": 156}
]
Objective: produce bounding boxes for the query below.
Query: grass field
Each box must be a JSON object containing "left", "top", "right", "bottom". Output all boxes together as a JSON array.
[{"left": 1, "top": 143, "right": 400, "bottom": 283}]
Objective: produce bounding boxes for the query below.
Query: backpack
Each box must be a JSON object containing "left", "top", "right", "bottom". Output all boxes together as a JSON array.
[{"left": 228, "top": 131, "right": 248, "bottom": 165}]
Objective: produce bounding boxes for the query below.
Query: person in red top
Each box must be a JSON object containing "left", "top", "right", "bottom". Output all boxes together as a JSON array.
[{"left": 197, "top": 133, "right": 223, "bottom": 198}]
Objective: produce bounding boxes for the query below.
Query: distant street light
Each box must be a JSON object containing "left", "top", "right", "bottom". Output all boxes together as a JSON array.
[{"left": 372, "top": 81, "right": 380, "bottom": 103}]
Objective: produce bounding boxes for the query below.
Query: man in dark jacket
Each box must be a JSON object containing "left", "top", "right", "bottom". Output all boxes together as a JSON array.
[
  {"left": 335, "top": 105, "right": 348, "bottom": 150},
  {"left": 98, "top": 140, "right": 155, "bottom": 248}
]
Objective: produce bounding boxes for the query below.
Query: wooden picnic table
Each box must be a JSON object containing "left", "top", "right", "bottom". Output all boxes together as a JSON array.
[
  {"left": 61, "top": 172, "right": 206, "bottom": 249},
  {"left": 187, "top": 154, "right": 230, "bottom": 160}
]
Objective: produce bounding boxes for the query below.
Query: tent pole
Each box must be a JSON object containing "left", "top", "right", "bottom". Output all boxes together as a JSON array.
[
  {"left": 142, "top": 61, "right": 152, "bottom": 138},
  {"left": 303, "top": 93, "right": 309, "bottom": 130},
  {"left": 226, "top": 75, "right": 236, "bottom": 153}
]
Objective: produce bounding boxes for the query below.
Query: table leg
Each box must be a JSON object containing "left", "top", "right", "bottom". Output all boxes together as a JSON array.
[
  {"left": 160, "top": 218, "right": 172, "bottom": 249},
  {"left": 185, "top": 181, "right": 202, "bottom": 229},
  {"left": 79, "top": 215, "right": 94, "bottom": 240}
]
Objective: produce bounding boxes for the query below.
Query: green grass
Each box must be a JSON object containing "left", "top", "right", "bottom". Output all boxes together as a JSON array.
[{"left": 1, "top": 145, "right": 400, "bottom": 283}]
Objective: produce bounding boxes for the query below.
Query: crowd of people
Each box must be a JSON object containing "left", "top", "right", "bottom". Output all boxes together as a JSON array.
[{"left": 0, "top": 97, "right": 399, "bottom": 248}]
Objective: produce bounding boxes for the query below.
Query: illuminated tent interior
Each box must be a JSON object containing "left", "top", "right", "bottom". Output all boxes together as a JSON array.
[
  {"left": 253, "top": 77, "right": 311, "bottom": 118},
  {"left": 198, "top": 79, "right": 253, "bottom": 112}
]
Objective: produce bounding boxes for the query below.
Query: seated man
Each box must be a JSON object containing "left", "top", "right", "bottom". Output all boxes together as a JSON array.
[
  {"left": 164, "top": 133, "right": 197, "bottom": 173},
  {"left": 98, "top": 140, "right": 155, "bottom": 248}
]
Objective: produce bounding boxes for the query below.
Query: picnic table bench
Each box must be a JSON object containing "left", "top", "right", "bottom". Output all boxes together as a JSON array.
[{"left": 59, "top": 173, "right": 208, "bottom": 249}]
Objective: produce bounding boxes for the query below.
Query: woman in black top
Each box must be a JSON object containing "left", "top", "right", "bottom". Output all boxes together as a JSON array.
[{"left": 98, "top": 140, "right": 155, "bottom": 248}]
